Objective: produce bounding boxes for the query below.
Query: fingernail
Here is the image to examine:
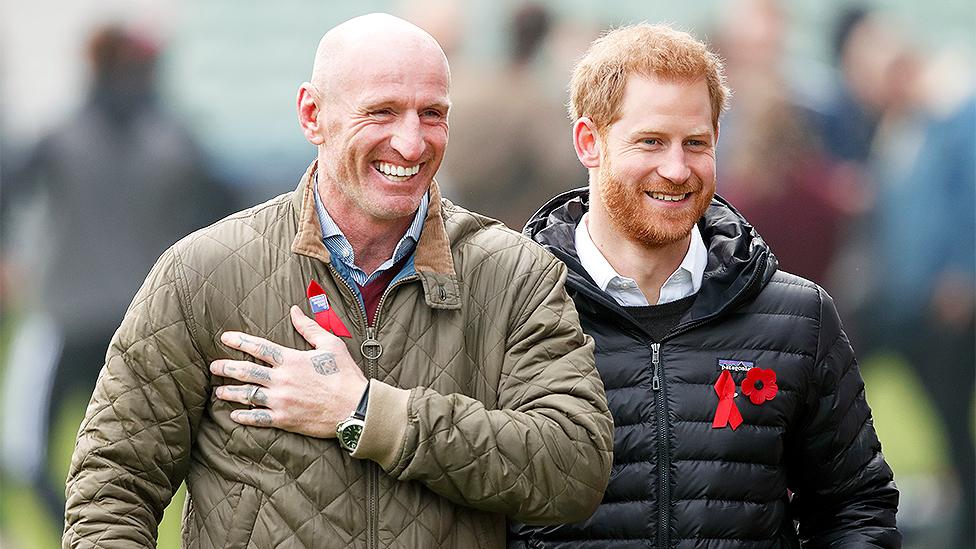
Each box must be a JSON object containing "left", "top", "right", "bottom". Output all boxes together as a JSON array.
[{"left": 209, "top": 361, "right": 220, "bottom": 373}]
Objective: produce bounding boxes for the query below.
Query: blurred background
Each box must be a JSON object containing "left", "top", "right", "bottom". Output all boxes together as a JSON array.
[{"left": 0, "top": 0, "right": 972, "bottom": 547}]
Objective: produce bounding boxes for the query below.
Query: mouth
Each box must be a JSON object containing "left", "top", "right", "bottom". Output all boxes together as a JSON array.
[
  {"left": 373, "top": 161, "right": 422, "bottom": 182},
  {"left": 645, "top": 191, "right": 691, "bottom": 203}
]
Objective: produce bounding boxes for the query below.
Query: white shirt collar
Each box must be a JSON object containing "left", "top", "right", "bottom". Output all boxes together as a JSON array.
[{"left": 575, "top": 213, "right": 707, "bottom": 306}]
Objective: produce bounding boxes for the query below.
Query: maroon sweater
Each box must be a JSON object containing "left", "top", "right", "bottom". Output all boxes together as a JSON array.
[{"left": 357, "top": 253, "right": 412, "bottom": 326}]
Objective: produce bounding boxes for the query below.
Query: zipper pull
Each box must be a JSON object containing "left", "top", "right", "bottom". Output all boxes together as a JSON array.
[
  {"left": 651, "top": 343, "right": 661, "bottom": 391},
  {"left": 361, "top": 326, "right": 383, "bottom": 362}
]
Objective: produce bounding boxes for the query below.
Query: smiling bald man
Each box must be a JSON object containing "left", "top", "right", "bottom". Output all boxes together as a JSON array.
[{"left": 63, "top": 14, "right": 612, "bottom": 549}]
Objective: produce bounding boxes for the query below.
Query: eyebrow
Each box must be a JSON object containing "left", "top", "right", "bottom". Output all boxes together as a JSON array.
[
  {"left": 684, "top": 131, "right": 714, "bottom": 141},
  {"left": 631, "top": 128, "right": 714, "bottom": 140},
  {"left": 359, "top": 97, "right": 451, "bottom": 114}
]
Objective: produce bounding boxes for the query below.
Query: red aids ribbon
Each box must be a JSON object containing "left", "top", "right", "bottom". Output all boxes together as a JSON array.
[
  {"left": 712, "top": 370, "right": 743, "bottom": 430},
  {"left": 306, "top": 281, "right": 352, "bottom": 338}
]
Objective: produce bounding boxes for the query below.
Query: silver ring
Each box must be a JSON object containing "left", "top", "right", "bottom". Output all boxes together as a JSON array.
[{"left": 247, "top": 385, "right": 260, "bottom": 405}]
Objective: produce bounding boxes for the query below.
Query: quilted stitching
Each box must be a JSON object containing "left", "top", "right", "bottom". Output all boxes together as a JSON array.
[{"left": 64, "top": 185, "right": 613, "bottom": 548}]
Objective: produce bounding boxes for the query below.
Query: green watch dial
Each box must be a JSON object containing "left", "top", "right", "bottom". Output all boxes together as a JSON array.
[{"left": 337, "top": 419, "right": 365, "bottom": 452}]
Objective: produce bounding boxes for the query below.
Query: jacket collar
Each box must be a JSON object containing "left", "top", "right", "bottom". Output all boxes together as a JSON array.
[
  {"left": 291, "top": 160, "right": 461, "bottom": 309},
  {"left": 524, "top": 188, "right": 778, "bottom": 323}
]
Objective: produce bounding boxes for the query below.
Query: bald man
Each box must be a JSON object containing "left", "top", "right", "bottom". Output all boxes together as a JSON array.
[{"left": 63, "top": 14, "right": 612, "bottom": 548}]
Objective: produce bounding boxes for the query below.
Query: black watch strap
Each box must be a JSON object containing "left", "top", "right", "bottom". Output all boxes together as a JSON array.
[{"left": 354, "top": 380, "right": 370, "bottom": 419}]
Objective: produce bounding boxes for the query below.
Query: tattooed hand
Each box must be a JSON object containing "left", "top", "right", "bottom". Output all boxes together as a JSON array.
[{"left": 211, "top": 306, "right": 368, "bottom": 438}]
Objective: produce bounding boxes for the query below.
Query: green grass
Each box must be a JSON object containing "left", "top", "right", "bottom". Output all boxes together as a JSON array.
[
  {"left": 0, "top": 480, "right": 61, "bottom": 549},
  {"left": 861, "top": 353, "right": 949, "bottom": 475}
]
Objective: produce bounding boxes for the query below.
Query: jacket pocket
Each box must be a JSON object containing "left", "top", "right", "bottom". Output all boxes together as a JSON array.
[{"left": 224, "top": 484, "right": 263, "bottom": 549}]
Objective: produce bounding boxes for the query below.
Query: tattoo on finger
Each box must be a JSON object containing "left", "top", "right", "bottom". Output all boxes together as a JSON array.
[
  {"left": 259, "top": 343, "right": 284, "bottom": 363},
  {"left": 311, "top": 353, "right": 338, "bottom": 375},
  {"left": 238, "top": 334, "right": 284, "bottom": 364},
  {"left": 251, "top": 411, "right": 273, "bottom": 426},
  {"left": 249, "top": 367, "right": 272, "bottom": 382}
]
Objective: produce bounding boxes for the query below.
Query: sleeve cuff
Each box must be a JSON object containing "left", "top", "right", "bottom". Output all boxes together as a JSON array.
[{"left": 350, "top": 380, "right": 411, "bottom": 469}]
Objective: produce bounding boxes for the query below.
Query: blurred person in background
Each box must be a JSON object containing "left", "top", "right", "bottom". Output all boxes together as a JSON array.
[
  {"left": 0, "top": 23, "right": 231, "bottom": 528},
  {"left": 846, "top": 10, "right": 975, "bottom": 543},
  {"left": 713, "top": 0, "right": 868, "bottom": 289},
  {"left": 63, "top": 14, "right": 611, "bottom": 547},
  {"left": 511, "top": 23, "right": 900, "bottom": 548},
  {"left": 868, "top": 92, "right": 975, "bottom": 549},
  {"left": 818, "top": 6, "right": 888, "bottom": 166},
  {"left": 441, "top": 2, "right": 585, "bottom": 229}
]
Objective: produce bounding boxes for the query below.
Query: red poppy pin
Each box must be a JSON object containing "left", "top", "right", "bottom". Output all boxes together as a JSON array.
[{"left": 741, "top": 367, "right": 778, "bottom": 405}]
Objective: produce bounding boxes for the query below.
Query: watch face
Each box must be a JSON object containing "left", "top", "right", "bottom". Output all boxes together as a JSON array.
[{"left": 338, "top": 421, "right": 364, "bottom": 452}]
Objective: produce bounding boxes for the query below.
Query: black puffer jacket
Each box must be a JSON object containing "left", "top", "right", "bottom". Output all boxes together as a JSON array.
[{"left": 509, "top": 190, "right": 900, "bottom": 548}]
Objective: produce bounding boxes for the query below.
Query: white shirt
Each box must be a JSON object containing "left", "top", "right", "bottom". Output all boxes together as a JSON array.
[{"left": 575, "top": 213, "right": 707, "bottom": 306}]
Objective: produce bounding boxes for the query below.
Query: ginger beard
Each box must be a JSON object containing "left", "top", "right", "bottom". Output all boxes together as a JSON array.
[{"left": 597, "top": 144, "right": 714, "bottom": 247}]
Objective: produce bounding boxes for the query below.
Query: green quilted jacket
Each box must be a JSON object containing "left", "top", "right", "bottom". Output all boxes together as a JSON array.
[{"left": 63, "top": 162, "right": 613, "bottom": 548}]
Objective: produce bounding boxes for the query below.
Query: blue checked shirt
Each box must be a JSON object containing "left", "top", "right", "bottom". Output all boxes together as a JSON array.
[{"left": 313, "top": 177, "right": 427, "bottom": 294}]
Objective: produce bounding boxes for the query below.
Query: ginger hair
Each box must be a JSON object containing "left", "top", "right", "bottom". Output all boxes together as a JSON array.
[{"left": 569, "top": 23, "right": 731, "bottom": 133}]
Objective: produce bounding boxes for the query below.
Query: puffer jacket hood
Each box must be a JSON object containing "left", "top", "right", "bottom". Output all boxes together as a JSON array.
[{"left": 524, "top": 188, "right": 779, "bottom": 327}]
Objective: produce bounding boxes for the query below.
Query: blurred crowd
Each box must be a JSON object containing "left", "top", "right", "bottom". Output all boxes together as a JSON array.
[
  {"left": 714, "top": 7, "right": 974, "bottom": 547},
  {"left": 0, "top": 1, "right": 973, "bottom": 547}
]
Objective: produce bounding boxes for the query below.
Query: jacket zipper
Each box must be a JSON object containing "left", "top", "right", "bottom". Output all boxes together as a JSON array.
[
  {"left": 326, "top": 266, "right": 378, "bottom": 549},
  {"left": 330, "top": 265, "right": 418, "bottom": 549},
  {"left": 651, "top": 342, "right": 670, "bottom": 548},
  {"left": 363, "top": 275, "right": 417, "bottom": 549},
  {"left": 569, "top": 254, "right": 767, "bottom": 549}
]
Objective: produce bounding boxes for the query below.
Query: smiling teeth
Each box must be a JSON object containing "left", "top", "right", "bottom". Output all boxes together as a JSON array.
[
  {"left": 649, "top": 192, "right": 688, "bottom": 202},
  {"left": 375, "top": 162, "right": 420, "bottom": 179}
]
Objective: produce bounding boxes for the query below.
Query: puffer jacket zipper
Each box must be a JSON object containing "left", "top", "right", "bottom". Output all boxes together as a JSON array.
[
  {"left": 566, "top": 253, "right": 767, "bottom": 549},
  {"left": 651, "top": 342, "right": 670, "bottom": 548}
]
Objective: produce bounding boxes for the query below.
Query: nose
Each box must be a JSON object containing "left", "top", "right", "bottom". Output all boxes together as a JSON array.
[
  {"left": 657, "top": 145, "right": 691, "bottom": 184},
  {"left": 390, "top": 113, "right": 425, "bottom": 162}
]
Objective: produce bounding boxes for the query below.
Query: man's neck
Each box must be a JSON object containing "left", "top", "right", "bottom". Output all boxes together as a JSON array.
[
  {"left": 318, "top": 185, "right": 414, "bottom": 276},
  {"left": 586, "top": 207, "right": 691, "bottom": 305}
]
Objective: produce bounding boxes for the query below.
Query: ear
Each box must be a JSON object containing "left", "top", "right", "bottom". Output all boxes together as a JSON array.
[
  {"left": 573, "top": 117, "right": 602, "bottom": 169},
  {"left": 297, "top": 83, "right": 324, "bottom": 145}
]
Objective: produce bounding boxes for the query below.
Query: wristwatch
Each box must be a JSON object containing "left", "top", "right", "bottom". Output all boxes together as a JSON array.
[{"left": 336, "top": 381, "right": 370, "bottom": 453}]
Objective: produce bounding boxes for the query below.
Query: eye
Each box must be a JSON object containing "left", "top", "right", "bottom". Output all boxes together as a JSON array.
[
  {"left": 370, "top": 108, "right": 395, "bottom": 118},
  {"left": 685, "top": 139, "right": 709, "bottom": 150},
  {"left": 421, "top": 108, "right": 445, "bottom": 120}
]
